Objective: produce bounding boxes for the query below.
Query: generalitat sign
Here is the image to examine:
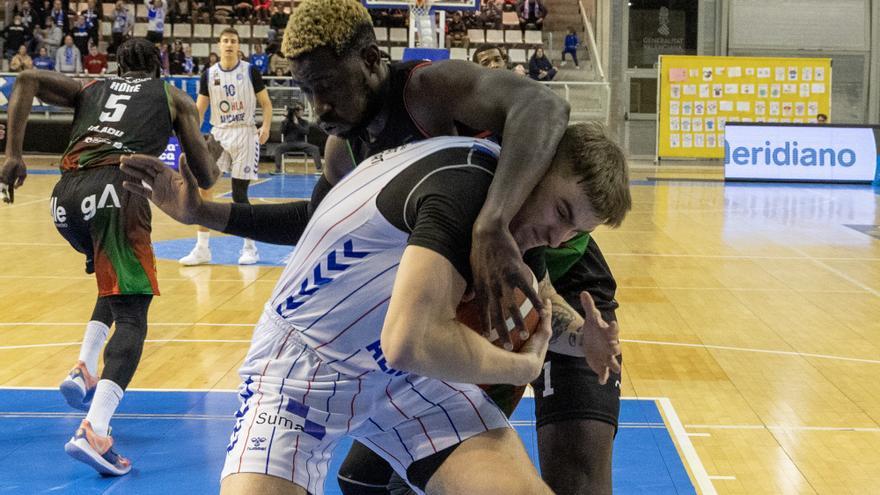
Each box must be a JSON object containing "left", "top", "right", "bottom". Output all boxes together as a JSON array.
[{"left": 724, "top": 124, "right": 880, "bottom": 183}]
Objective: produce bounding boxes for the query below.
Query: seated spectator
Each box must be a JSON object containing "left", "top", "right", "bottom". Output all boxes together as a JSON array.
[
  {"left": 479, "top": 0, "right": 502, "bottom": 29},
  {"left": 182, "top": 43, "right": 197, "bottom": 74},
  {"left": 3, "top": 15, "right": 31, "bottom": 59},
  {"left": 70, "top": 15, "right": 91, "bottom": 57},
  {"left": 446, "top": 11, "right": 469, "bottom": 48},
  {"left": 80, "top": 0, "right": 99, "bottom": 46},
  {"left": 816, "top": 113, "right": 828, "bottom": 124},
  {"left": 83, "top": 44, "right": 107, "bottom": 74},
  {"left": 273, "top": 103, "right": 322, "bottom": 174},
  {"left": 269, "top": 48, "right": 289, "bottom": 76},
  {"left": 109, "top": 1, "right": 133, "bottom": 55},
  {"left": 169, "top": 39, "right": 185, "bottom": 74},
  {"left": 268, "top": 4, "right": 288, "bottom": 42},
  {"left": 512, "top": 63, "right": 527, "bottom": 77},
  {"left": 252, "top": 0, "right": 270, "bottom": 23},
  {"left": 158, "top": 42, "right": 171, "bottom": 75},
  {"left": 10, "top": 45, "right": 34, "bottom": 71},
  {"left": 528, "top": 47, "right": 556, "bottom": 81},
  {"left": 233, "top": 0, "right": 253, "bottom": 21},
  {"left": 206, "top": 51, "right": 219, "bottom": 67},
  {"left": 269, "top": 67, "right": 292, "bottom": 86},
  {"left": 249, "top": 42, "right": 268, "bottom": 74},
  {"left": 472, "top": 43, "right": 507, "bottom": 69},
  {"left": 33, "top": 46, "right": 55, "bottom": 70},
  {"left": 55, "top": 34, "right": 82, "bottom": 73},
  {"left": 561, "top": 27, "right": 579, "bottom": 68},
  {"left": 518, "top": 0, "right": 547, "bottom": 32}
]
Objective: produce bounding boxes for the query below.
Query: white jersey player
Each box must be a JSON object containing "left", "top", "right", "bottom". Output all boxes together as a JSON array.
[
  {"left": 121, "top": 124, "right": 631, "bottom": 495},
  {"left": 180, "top": 27, "right": 272, "bottom": 266}
]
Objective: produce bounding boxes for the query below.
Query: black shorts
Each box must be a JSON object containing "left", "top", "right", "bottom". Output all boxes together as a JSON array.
[
  {"left": 530, "top": 239, "right": 622, "bottom": 430},
  {"left": 51, "top": 166, "right": 158, "bottom": 296}
]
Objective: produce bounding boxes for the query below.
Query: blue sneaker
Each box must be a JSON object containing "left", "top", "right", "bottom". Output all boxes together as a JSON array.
[
  {"left": 64, "top": 420, "right": 132, "bottom": 476},
  {"left": 59, "top": 361, "right": 97, "bottom": 411}
]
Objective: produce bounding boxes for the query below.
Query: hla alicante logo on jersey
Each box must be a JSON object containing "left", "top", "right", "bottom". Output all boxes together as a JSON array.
[{"left": 723, "top": 126, "right": 878, "bottom": 181}]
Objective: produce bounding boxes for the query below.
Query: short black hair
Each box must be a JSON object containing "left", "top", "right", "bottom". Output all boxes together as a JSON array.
[
  {"left": 471, "top": 44, "right": 507, "bottom": 63},
  {"left": 117, "top": 38, "right": 162, "bottom": 77}
]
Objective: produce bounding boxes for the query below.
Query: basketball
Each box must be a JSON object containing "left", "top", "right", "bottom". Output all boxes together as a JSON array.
[{"left": 455, "top": 274, "right": 541, "bottom": 351}]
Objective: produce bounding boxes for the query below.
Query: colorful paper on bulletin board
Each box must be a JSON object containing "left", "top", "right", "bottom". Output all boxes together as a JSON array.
[{"left": 657, "top": 55, "right": 832, "bottom": 159}]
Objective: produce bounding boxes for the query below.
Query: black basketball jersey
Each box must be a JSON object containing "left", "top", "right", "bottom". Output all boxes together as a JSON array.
[{"left": 61, "top": 77, "right": 174, "bottom": 171}]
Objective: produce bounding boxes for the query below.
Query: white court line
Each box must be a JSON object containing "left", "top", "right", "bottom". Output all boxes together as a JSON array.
[
  {"left": 622, "top": 339, "right": 880, "bottom": 365},
  {"left": 686, "top": 424, "right": 880, "bottom": 433},
  {"left": 0, "top": 322, "right": 252, "bottom": 327},
  {"left": 605, "top": 252, "right": 880, "bottom": 262},
  {"left": 0, "top": 197, "right": 48, "bottom": 209},
  {"left": 687, "top": 433, "right": 711, "bottom": 437},
  {"left": 709, "top": 476, "right": 736, "bottom": 481},
  {"left": 0, "top": 275, "right": 276, "bottom": 282},
  {"left": 657, "top": 397, "right": 718, "bottom": 495},
  {"left": 790, "top": 246, "right": 880, "bottom": 298}
]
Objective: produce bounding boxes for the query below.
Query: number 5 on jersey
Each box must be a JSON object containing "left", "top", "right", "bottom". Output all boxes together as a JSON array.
[{"left": 99, "top": 94, "right": 131, "bottom": 123}]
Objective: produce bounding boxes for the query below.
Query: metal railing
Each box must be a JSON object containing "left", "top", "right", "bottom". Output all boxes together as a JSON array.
[{"left": 579, "top": 0, "right": 605, "bottom": 82}]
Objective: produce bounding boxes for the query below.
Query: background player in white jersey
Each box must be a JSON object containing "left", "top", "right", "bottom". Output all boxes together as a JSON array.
[
  {"left": 180, "top": 27, "right": 272, "bottom": 266},
  {"left": 120, "top": 124, "right": 629, "bottom": 495}
]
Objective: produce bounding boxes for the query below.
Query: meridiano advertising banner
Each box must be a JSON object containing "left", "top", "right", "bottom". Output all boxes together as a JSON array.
[{"left": 724, "top": 123, "right": 880, "bottom": 183}]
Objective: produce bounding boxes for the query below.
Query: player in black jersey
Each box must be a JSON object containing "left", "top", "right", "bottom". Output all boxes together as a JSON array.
[{"left": 0, "top": 38, "right": 219, "bottom": 477}]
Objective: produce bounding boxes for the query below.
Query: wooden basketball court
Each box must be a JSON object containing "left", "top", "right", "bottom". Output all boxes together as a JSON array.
[{"left": 1, "top": 157, "right": 878, "bottom": 494}]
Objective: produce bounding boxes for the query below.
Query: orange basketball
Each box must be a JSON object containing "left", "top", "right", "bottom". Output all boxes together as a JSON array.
[{"left": 455, "top": 274, "right": 541, "bottom": 352}]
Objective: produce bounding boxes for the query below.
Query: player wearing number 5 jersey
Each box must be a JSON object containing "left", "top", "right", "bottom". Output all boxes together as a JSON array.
[
  {"left": 179, "top": 27, "right": 273, "bottom": 266},
  {"left": 0, "top": 38, "right": 219, "bottom": 477}
]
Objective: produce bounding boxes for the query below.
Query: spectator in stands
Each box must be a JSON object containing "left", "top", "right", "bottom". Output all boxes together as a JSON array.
[
  {"left": 10, "top": 44, "right": 34, "bottom": 71},
  {"left": 17, "top": 1, "right": 36, "bottom": 30},
  {"left": 158, "top": 42, "right": 171, "bottom": 75},
  {"left": 36, "top": 0, "right": 51, "bottom": 27},
  {"left": 55, "top": 34, "right": 82, "bottom": 73},
  {"left": 268, "top": 46, "right": 289, "bottom": 76},
  {"left": 238, "top": 49, "right": 246, "bottom": 61},
  {"left": 479, "top": 0, "right": 502, "bottom": 29},
  {"left": 273, "top": 103, "right": 322, "bottom": 174},
  {"left": 182, "top": 43, "right": 197, "bottom": 74},
  {"left": 3, "top": 15, "right": 30, "bottom": 59},
  {"left": 233, "top": 0, "right": 252, "bottom": 21},
  {"left": 146, "top": 0, "right": 168, "bottom": 43},
  {"left": 518, "top": 0, "right": 547, "bottom": 32},
  {"left": 816, "top": 113, "right": 828, "bottom": 124},
  {"left": 268, "top": 4, "right": 288, "bottom": 42},
  {"left": 270, "top": 66, "right": 292, "bottom": 85},
  {"left": 528, "top": 47, "right": 556, "bottom": 81},
  {"left": 109, "top": 0, "right": 133, "bottom": 54},
  {"left": 561, "top": 27, "right": 579, "bottom": 68},
  {"left": 252, "top": 0, "right": 270, "bottom": 23},
  {"left": 249, "top": 43, "right": 269, "bottom": 74},
  {"left": 43, "top": 13, "right": 62, "bottom": 56},
  {"left": 33, "top": 45, "right": 54, "bottom": 69},
  {"left": 207, "top": 51, "right": 219, "bottom": 67},
  {"left": 48, "top": 0, "right": 68, "bottom": 31},
  {"left": 472, "top": 44, "right": 507, "bottom": 69},
  {"left": 169, "top": 39, "right": 184, "bottom": 74},
  {"left": 80, "top": 0, "right": 99, "bottom": 46},
  {"left": 70, "top": 15, "right": 91, "bottom": 56},
  {"left": 83, "top": 43, "right": 107, "bottom": 74},
  {"left": 446, "top": 10, "right": 469, "bottom": 49}
]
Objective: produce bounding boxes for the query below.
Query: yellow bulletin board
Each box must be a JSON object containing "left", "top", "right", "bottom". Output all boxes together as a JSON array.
[{"left": 657, "top": 55, "right": 832, "bottom": 159}]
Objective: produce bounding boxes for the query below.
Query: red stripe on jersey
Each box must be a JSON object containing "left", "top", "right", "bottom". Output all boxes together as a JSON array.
[
  {"left": 441, "top": 381, "right": 488, "bottom": 431},
  {"left": 385, "top": 383, "right": 410, "bottom": 420},
  {"left": 363, "top": 437, "right": 404, "bottom": 468},
  {"left": 416, "top": 416, "right": 437, "bottom": 453},
  {"left": 346, "top": 377, "right": 363, "bottom": 433},
  {"left": 237, "top": 376, "right": 266, "bottom": 469},
  {"left": 313, "top": 296, "right": 391, "bottom": 350}
]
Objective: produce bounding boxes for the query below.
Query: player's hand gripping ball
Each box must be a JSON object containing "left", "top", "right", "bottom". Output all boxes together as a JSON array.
[{"left": 456, "top": 272, "right": 541, "bottom": 351}]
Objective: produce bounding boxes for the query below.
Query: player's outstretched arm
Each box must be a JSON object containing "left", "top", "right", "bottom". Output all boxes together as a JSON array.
[
  {"left": 381, "top": 245, "right": 551, "bottom": 386},
  {"left": 411, "top": 60, "right": 570, "bottom": 343},
  {"left": 2, "top": 70, "right": 82, "bottom": 202},
  {"left": 121, "top": 153, "right": 311, "bottom": 245},
  {"left": 169, "top": 86, "right": 220, "bottom": 189}
]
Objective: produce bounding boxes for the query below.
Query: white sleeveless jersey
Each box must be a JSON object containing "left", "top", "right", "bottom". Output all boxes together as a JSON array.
[
  {"left": 267, "top": 136, "right": 501, "bottom": 377},
  {"left": 204, "top": 61, "right": 258, "bottom": 128}
]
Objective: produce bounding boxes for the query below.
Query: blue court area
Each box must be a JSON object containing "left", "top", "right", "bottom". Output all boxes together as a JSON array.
[{"left": 0, "top": 389, "right": 696, "bottom": 494}]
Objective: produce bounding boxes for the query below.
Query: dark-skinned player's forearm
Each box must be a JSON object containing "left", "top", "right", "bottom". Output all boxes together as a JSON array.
[
  {"left": 4, "top": 71, "right": 39, "bottom": 159},
  {"left": 184, "top": 199, "right": 311, "bottom": 246},
  {"left": 474, "top": 95, "right": 570, "bottom": 229}
]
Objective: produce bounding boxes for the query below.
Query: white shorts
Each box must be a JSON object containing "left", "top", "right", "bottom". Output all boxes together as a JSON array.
[
  {"left": 212, "top": 126, "right": 260, "bottom": 181},
  {"left": 221, "top": 309, "right": 510, "bottom": 495}
]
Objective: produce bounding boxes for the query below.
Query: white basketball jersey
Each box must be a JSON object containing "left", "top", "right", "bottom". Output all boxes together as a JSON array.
[
  {"left": 267, "top": 137, "right": 501, "bottom": 377},
  {"left": 204, "top": 61, "right": 257, "bottom": 128}
]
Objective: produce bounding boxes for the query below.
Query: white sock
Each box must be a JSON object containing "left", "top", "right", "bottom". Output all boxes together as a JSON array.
[
  {"left": 243, "top": 238, "right": 256, "bottom": 251},
  {"left": 196, "top": 231, "right": 210, "bottom": 249},
  {"left": 86, "top": 380, "right": 124, "bottom": 437},
  {"left": 78, "top": 321, "right": 109, "bottom": 376}
]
